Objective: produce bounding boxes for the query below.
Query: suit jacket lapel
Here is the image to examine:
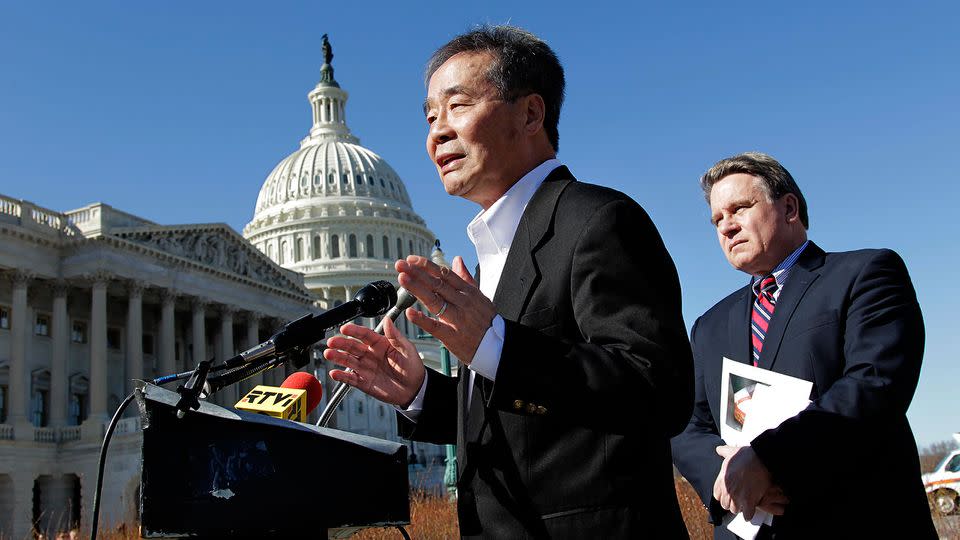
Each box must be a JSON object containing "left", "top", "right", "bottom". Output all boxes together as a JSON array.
[
  {"left": 492, "top": 166, "right": 573, "bottom": 321},
  {"left": 456, "top": 367, "right": 467, "bottom": 481},
  {"left": 728, "top": 287, "right": 753, "bottom": 366},
  {"left": 757, "top": 242, "right": 826, "bottom": 370},
  {"left": 457, "top": 267, "right": 481, "bottom": 482}
]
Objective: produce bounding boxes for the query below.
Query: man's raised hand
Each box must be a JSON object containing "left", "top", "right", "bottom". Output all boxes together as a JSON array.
[
  {"left": 398, "top": 254, "right": 496, "bottom": 364},
  {"left": 324, "top": 318, "right": 425, "bottom": 408}
]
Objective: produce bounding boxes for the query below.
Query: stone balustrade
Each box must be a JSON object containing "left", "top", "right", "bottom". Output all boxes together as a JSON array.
[
  {"left": 34, "top": 427, "right": 58, "bottom": 443},
  {"left": 0, "top": 195, "right": 79, "bottom": 236},
  {"left": 113, "top": 416, "right": 141, "bottom": 436},
  {"left": 59, "top": 426, "right": 81, "bottom": 442}
]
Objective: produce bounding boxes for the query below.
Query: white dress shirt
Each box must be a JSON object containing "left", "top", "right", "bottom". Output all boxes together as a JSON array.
[{"left": 400, "top": 158, "right": 561, "bottom": 420}]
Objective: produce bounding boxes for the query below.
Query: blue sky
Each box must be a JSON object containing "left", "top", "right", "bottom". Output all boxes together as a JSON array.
[{"left": 1, "top": 2, "right": 956, "bottom": 447}]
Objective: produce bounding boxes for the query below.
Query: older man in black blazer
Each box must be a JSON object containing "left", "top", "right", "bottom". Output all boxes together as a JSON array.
[
  {"left": 324, "top": 26, "right": 693, "bottom": 538},
  {"left": 671, "top": 152, "right": 936, "bottom": 538}
]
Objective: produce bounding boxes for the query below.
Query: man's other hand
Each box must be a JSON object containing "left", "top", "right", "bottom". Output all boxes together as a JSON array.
[
  {"left": 758, "top": 485, "right": 789, "bottom": 516},
  {"left": 713, "top": 445, "right": 776, "bottom": 520},
  {"left": 398, "top": 254, "right": 496, "bottom": 364}
]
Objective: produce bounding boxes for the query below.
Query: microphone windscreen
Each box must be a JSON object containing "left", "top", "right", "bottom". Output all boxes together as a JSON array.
[{"left": 281, "top": 371, "right": 323, "bottom": 414}]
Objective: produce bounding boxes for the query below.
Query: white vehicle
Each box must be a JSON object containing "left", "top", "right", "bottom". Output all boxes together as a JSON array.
[{"left": 924, "top": 434, "right": 960, "bottom": 515}]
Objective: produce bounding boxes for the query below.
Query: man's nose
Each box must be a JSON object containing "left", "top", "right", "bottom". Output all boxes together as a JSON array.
[
  {"left": 717, "top": 217, "right": 738, "bottom": 237},
  {"left": 428, "top": 111, "right": 454, "bottom": 144}
]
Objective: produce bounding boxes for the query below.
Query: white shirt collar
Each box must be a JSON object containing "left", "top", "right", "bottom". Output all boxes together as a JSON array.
[
  {"left": 466, "top": 158, "right": 561, "bottom": 300},
  {"left": 467, "top": 159, "right": 561, "bottom": 256}
]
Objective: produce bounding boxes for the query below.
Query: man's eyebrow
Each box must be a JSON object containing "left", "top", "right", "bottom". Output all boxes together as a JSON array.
[
  {"left": 422, "top": 85, "right": 474, "bottom": 116},
  {"left": 710, "top": 197, "right": 754, "bottom": 223},
  {"left": 723, "top": 197, "right": 752, "bottom": 209}
]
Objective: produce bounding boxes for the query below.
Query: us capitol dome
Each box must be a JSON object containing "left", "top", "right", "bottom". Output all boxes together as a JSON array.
[
  {"left": 243, "top": 37, "right": 445, "bottom": 461},
  {"left": 243, "top": 35, "right": 435, "bottom": 311}
]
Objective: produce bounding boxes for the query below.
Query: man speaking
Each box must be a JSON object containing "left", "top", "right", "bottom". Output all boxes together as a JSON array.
[{"left": 325, "top": 25, "right": 693, "bottom": 538}]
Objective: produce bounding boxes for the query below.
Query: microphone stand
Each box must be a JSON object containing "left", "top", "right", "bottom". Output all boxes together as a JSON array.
[
  {"left": 166, "top": 343, "right": 309, "bottom": 419},
  {"left": 169, "top": 354, "right": 281, "bottom": 418},
  {"left": 318, "top": 241, "right": 448, "bottom": 428}
]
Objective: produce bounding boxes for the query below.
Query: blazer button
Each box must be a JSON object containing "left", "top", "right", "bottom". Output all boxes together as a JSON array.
[
  {"left": 536, "top": 406, "right": 547, "bottom": 415},
  {"left": 513, "top": 400, "right": 525, "bottom": 411},
  {"left": 525, "top": 403, "right": 537, "bottom": 414}
]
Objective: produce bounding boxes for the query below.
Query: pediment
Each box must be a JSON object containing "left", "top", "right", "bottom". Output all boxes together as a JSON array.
[{"left": 109, "top": 224, "right": 309, "bottom": 294}]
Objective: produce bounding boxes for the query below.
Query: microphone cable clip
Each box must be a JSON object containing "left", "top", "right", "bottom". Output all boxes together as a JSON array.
[{"left": 174, "top": 358, "right": 213, "bottom": 419}]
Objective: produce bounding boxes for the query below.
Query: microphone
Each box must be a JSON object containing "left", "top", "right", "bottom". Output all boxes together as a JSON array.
[
  {"left": 226, "top": 280, "right": 398, "bottom": 369},
  {"left": 373, "top": 240, "right": 448, "bottom": 334},
  {"left": 203, "top": 281, "right": 395, "bottom": 397},
  {"left": 283, "top": 371, "right": 324, "bottom": 414},
  {"left": 430, "top": 239, "right": 450, "bottom": 269},
  {"left": 374, "top": 287, "right": 417, "bottom": 334},
  {"left": 235, "top": 372, "right": 323, "bottom": 422}
]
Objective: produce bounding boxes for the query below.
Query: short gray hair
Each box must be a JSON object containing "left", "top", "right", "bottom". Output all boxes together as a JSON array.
[
  {"left": 425, "top": 25, "right": 565, "bottom": 152},
  {"left": 700, "top": 152, "right": 809, "bottom": 229}
]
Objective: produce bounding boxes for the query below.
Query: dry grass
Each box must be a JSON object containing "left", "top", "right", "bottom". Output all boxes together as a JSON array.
[
  {"left": 353, "top": 479, "right": 713, "bottom": 540},
  {"left": 675, "top": 477, "right": 713, "bottom": 540},
  {"left": 33, "top": 480, "right": 960, "bottom": 539},
  {"left": 351, "top": 479, "right": 960, "bottom": 540},
  {"left": 353, "top": 490, "right": 459, "bottom": 540}
]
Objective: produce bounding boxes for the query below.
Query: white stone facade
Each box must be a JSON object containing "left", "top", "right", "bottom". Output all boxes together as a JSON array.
[{"left": 0, "top": 196, "right": 316, "bottom": 539}]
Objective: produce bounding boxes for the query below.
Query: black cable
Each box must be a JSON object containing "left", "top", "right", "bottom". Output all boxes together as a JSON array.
[
  {"left": 396, "top": 525, "right": 411, "bottom": 539},
  {"left": 151, "top": 362, "right": 231, "bottom": 385},
  {"left": 89, "top": 392, "right": 137, "bottom": 540}
]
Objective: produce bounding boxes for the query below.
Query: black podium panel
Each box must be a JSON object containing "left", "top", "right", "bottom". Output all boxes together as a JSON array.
[{"left": 137, "top": 382, "right": 409, "bottom": 538}]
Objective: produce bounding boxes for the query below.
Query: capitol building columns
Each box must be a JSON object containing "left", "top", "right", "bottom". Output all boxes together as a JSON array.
[
  {"left": 86, "top": 273, "right": 110, "bottom": 425},
  {"left": 190, "top": 298, "right": 207, "bottom": 372},
  {"left": 0, "top": 269, "right": 305, "bottom": 438},
  {"left": 159, "top": 289, "right": 177, "bottom": 379},
  {"left": 125, "top": 280, "right": 145, "bottom": 396},
  {"left": 49, "top": 281, "right": 70, "bottom": 427},
  {"left": 217, "top": 305, "right": 236, "bottom": 404},
  {"left": 8, "top": 270, "right": 32, "bottom": 431}
]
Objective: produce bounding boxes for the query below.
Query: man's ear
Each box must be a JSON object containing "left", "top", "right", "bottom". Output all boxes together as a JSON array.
[
  {"left": 782, "top": 193, "right": 800, "bottom": 224},
  {"left": 521, "top": 93, "right": 546, "bottom": 136}
]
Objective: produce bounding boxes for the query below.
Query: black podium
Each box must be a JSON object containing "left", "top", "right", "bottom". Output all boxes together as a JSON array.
[{"left": 136, "top": 382, "right": 410, "bottom": 538}]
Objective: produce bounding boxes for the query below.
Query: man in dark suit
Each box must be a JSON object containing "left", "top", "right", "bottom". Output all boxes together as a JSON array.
[
  {"left": 324, "top": 26, "right": 693, "bottom": 538},
  {"left": 671, "top": 152, "right": 936, "bottom": 538}
]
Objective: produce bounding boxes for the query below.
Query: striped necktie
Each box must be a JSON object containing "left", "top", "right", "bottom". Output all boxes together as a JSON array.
[{"left": 750, "top": 275, "right": 779, "bottom": 366}]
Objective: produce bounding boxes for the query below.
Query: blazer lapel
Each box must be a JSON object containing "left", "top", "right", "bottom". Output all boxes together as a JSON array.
[
  {"left": 757, "top": 242, "right": 826, "bottom": 370},
  {"left": 728, "top": 286, "right": 753, "bottom": 366},
  {"left": 492, "top": 167, "right": 573, "bottom": 321},
  {"left": 456, "top": 367, "right": 468, "bottom": 481},
  {"left": 456, "top": 266, "right": 481, "bottom": 482}
]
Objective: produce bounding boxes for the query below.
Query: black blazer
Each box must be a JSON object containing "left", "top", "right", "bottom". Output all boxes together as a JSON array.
[
  {"left": 671, "top": 242, "right": 936, "bottom": 539},
  {"left": 399, "top": 167, "right": 694, "bottom": 538}
]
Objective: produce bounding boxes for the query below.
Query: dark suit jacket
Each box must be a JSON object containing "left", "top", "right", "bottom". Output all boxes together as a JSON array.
[
  {"left": 398, "top": 167, "right": 694, "bottom": 538},
  {"left": 671, "top": 242, "right": 936, "bottom": 539}
]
